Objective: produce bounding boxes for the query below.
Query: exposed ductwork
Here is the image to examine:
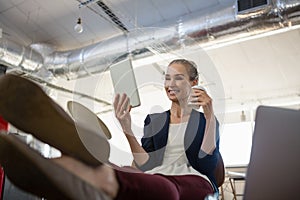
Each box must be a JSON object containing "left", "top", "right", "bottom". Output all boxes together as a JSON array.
[
  {"left": 0, "top": 39, "right": 43, "bottom": 72},
  {"left": 0, "top": 0, "right": 300, "bottom": 80}
]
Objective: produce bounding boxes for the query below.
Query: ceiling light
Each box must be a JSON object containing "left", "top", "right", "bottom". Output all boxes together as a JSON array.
[{"left": 74, "top": 17, "right": 83, "bottom": 33}]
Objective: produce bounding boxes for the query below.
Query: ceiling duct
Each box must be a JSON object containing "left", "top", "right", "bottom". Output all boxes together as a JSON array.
[
  {"left": 0, "top": 39, "right": 43, "bottom": 72},
  {"left": 0, "top": 0, "right": 299, "bottom": 80}
]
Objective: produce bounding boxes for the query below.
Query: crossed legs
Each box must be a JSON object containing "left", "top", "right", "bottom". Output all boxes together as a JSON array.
[
  {"left": 0, "top": 74, "right": 213, "bottom": 200},
  {"left": 0, "top": 74, "right": 112, "bottom": 199}
]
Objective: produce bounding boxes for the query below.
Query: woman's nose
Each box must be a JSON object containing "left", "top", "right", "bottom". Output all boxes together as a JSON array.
[
  {"left": 165, "top": 81, "right": 175, "bottom": 88},
  {"left": 169, "top": 78, "right": 176, "bottom": 86}
]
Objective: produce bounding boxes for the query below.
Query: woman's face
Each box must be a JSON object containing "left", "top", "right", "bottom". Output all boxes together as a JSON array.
[{"left": 164, "top": 63, "right": 194, "bottom": 103}]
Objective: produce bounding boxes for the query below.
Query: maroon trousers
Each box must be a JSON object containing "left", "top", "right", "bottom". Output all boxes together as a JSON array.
[{"left": 114, "top": 167, "right": 213, "bottom": 200}]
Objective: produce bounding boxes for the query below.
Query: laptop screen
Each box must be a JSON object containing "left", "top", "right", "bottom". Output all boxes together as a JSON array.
[{"left": 244, "top": 106, "right": 300, "bottom": 200}]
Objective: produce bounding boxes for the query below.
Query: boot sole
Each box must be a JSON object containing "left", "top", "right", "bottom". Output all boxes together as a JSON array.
[{"left": 0, "top": 74, "right": 109, "bottom": 166}]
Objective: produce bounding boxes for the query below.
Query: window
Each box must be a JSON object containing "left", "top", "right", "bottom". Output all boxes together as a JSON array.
[{"left": 219, "top": 122, "right": 254, "bottom": 166}]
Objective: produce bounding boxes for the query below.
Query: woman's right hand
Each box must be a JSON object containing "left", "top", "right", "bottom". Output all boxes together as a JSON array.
[{"left": 113, "top": 93, "right": 132, "bottom": 134}]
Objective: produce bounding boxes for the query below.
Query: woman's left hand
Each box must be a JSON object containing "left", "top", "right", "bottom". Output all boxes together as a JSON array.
[{"left": 189, "top": 88, "right": 213, "bottom": 119}]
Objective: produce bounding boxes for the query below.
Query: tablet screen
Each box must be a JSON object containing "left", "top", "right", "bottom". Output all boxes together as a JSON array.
[{"left": 109, "top": 58, "right": 141, "bottom": 107}]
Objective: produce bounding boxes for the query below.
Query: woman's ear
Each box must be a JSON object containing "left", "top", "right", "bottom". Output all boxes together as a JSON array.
[{"left": 191, "top": 79, "right": 198, "bottom": 86}]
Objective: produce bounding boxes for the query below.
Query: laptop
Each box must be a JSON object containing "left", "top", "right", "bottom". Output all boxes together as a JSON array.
[{"left": 243, "top": 105, "right": 300, "bottom": 200}]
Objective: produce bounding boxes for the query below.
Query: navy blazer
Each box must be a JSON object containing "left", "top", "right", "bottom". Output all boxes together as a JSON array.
[{"left": 137, "top": 109, "right": 220, "bottom": 188}]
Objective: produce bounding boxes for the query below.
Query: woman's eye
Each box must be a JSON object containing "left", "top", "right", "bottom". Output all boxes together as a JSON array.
[
  {"left": 164, "top": 75, "right": 184, "bottom": 81},
  {"left": 175, "top": 76, "right": 183, "bottom": 80}
]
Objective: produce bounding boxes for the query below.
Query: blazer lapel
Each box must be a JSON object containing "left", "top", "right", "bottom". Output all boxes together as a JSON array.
[{"left": 150, "top": 111, "right": 170, "bottom": 150}]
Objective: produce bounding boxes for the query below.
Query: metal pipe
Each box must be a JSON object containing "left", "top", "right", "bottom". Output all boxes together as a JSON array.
[{"left": 0, "top": 0, "right": 299, "bottom": 79}]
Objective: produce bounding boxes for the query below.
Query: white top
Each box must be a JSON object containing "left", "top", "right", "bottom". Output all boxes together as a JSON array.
[{"left": 145, "top": 122, "right": 212, "bottom": 185}]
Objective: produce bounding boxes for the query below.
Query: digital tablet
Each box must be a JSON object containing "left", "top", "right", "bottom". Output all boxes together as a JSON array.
[{"left": 109, "top": 58, "right": 141, "bottom": 107}]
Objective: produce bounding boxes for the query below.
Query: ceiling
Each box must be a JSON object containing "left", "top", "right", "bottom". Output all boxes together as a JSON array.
[
  {"left": 0, "top": 0, "right": 231, "bottom": 51},
  {"left": 0, "top": 0, "right": 300, "bottom": 125}
]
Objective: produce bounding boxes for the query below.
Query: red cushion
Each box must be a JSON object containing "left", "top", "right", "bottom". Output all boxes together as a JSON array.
[{"left": 0, "top": 116, "right": 8, "bottom": 131}]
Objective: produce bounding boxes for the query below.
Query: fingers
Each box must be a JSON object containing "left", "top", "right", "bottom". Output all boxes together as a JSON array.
[
  {"left": 120, "top": 94, "right": 130, "bottom": 114},
  {"left": 113, "top": 93, "right": 120, "bottom": 111},
  {"left": 190, "top": 89, "right": 211, "bottom": 105},
  {"left": 113, "top": 93, "right": 130, "bottom": 117},
  {"left": 190, "top": 89, "right": 213, "bottom": 118}
]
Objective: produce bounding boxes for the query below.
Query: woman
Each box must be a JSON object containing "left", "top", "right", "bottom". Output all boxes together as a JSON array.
[
  {"left": 112, "top": 59, "right": 220, "bottom": 199},
  {"left": 0, "top": 59, "right": 220, "bottom": 200}
]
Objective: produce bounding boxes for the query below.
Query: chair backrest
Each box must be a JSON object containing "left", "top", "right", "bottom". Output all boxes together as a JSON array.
[{"left": 214, "top": 152, "right": 225, "bottom": 187}]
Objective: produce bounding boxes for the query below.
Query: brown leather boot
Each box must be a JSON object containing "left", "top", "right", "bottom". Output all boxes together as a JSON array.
[
  {"left": 0, "top": 133, "right": 111, "bottom": 200},
  {"left": 0, "top": 74, "right": 109, "bottom": 166}
]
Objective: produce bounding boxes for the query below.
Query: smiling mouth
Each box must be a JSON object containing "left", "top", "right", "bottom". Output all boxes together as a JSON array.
[{"left": 168, "top": 89, "right": 180, "bottom": 95}]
